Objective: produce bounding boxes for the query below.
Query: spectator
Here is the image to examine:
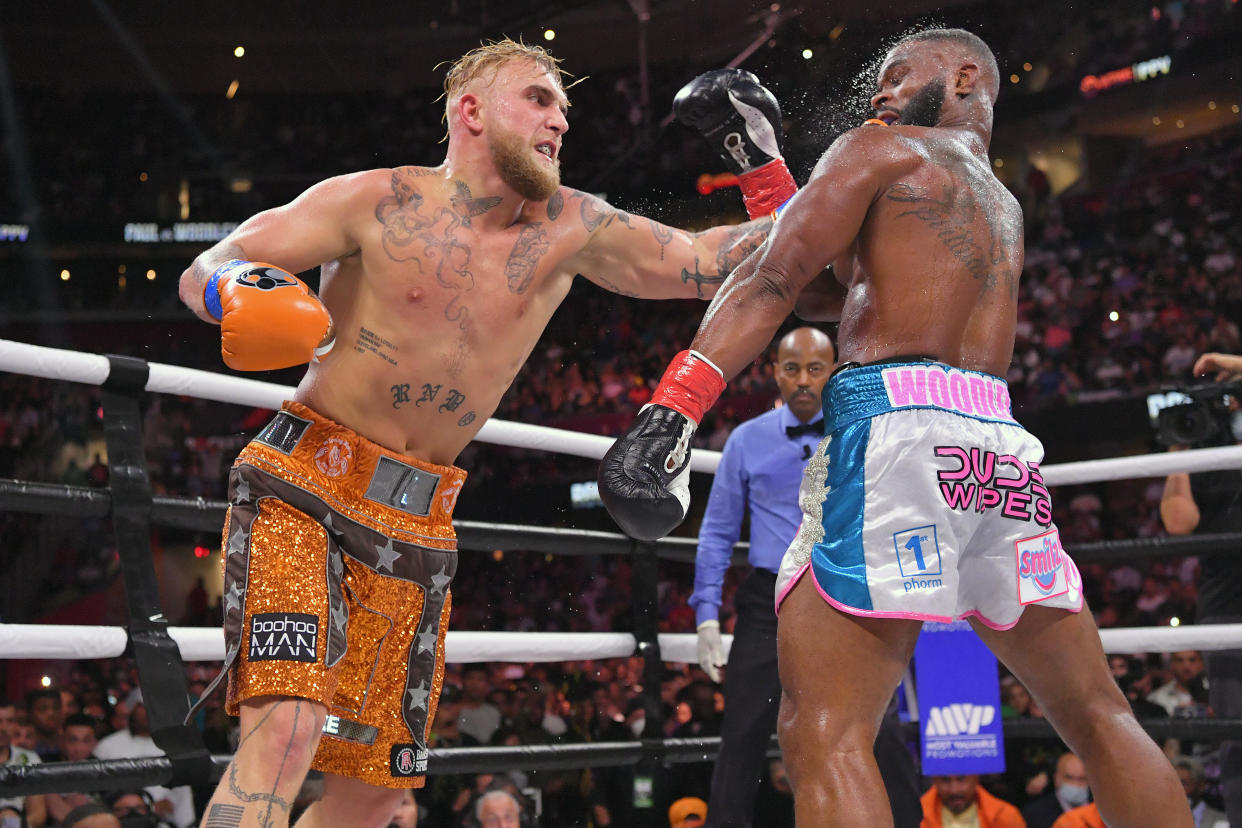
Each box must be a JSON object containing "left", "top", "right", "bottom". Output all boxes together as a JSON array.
[
  {"left": 1173, "top": 756, "right": 1228, "bottom": 828},
  {"left": 1020, "top": 752, "right": 1090, "bottom": 828},
  {"left": 385, "top": 788, "right": 420, "bottom": 828},
  {"left": 458, "top": 664, "right": 502, "bottom": 746},
  {"left": 1049, "top": 802, "right": 1103, "bottom": 828},
  {"left": 60, "top": 802, "right": 121, "bottom": 828},
  {"left": 920, "top": 775, "right": 1026, "bottom": 828},
  {"left": 93, "top": 704, "right": 194, "bottom": 828},
  {"left": 46, "top": 713, "right": 104, "bottom": 823},
  {"left": 668, "top": 796, "right": 708, "bottom": 828},
  {"left": 1146, "top": 650, "right": 1207, "bottom": 715},
  {"left": 0, "top": 699, "right": 47, "bottom": 827},
  {"left": 105, "top": 790, "right": 167, "bottom": 828},
  {"left": 24, "top": 690, "right": 63, "bottom": 762},
  {"left": 474, "top": 787, "right": 526, "bottom": 828}
]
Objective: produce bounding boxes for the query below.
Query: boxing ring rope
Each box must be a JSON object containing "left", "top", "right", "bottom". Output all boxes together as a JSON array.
[{"left": 4, "top": 337, "right": 1242, "bottom": 797}]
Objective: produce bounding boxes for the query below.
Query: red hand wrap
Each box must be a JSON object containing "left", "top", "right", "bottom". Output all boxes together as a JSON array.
[
  {"left": 737, "top": 158, "right": 798, "bottom": 220},
  {"left": 649, "top": 350, "right": 726, "bottom": 425}
]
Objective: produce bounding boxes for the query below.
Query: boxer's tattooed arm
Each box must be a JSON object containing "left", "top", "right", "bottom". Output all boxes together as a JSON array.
[
  {"left": 680, "top": 257, "right": 727, "bottom": 299},
  {"left": 580, "top": 195, "right": 634, "bottom": 232},
  {"left": 595, "top": 276, "right": 640, "bottom": 298},
  {"left": 505, "top": 223, "right": 552, "bottom": 294},
  {"left": 713, "top": 220, "right": 769, "bottom": 275},
  {"left": 648, "top": 219, "right": 674, "bottom": 260},
  {"left": 355, "top": 327, "right": 399, "bottom": 365},
  {"left": 885, "top": 182, "right": 1004, "bottom": 291},
  {"left": 224, "top": 700, "right": 306, "bottom": 828}
]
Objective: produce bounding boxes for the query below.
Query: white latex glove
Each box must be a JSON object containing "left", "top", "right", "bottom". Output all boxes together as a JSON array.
[{"left": 697, "top": 619, "right": 725, "bottom": 683}]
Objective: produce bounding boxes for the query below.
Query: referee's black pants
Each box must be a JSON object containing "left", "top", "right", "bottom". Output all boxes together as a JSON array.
[{"left": 705, "top": 568, "right": 922, "bottom": 828}]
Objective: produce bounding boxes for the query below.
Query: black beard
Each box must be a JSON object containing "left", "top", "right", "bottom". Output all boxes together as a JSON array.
[{"left": 899, "top": 78, "right": 946, "bottom": 127}]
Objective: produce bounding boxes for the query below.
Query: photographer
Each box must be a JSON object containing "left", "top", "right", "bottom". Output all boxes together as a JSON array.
[{"left": 1160, "top": 352, "right": 1242, "bottom": 824}]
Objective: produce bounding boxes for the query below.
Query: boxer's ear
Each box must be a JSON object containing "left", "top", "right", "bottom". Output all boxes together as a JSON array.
[
  {"left": 456, "top": 92, "right": 485, "bottom": 135},
  {"left": 955, "top": 62, "right": 980, "bottom": 97}
]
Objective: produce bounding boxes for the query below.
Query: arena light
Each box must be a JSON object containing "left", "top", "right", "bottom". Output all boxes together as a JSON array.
[
  {"left": 1176, "top": 119, "right": 1185, "bottom": 129},
  {"left": 802, "top": 48, "right": 813, "bottom": 59},
  {"left": 233, "top": 45, "right": 245, "bottom": 58},
  {"left": 59, "top": 269, "right": 70, "bottom": 281},
  {"left": 1152, "top": 116, "right": 1161, "bottom": 125},
  {"left": 993, "top": 158, "right": 1004, "bottom": 168},
  {"left": 543, "top": 28, "right": 555, "bottom": 41},
  {"left": 146, "top": 269, "right": 157, "bottom": 281},
  {"left": 40, "top": 676, "right": 51, "bottom": 688},
  {"left": 1208, "top": 101, "right": 1217, "bottom": 110},
  {"left": 1109, "top": 310, "right": 1120, "bottom": 322},
  {"left": 1233, "top": 104, "right": 1240, "bottom": 114},
  {"left": 139, "top": 172, "right": 148, "bottom": 182},
  {"left": 1170, "top": 616, "right": 1181, "bottom": 627},
  {"left": 193, "top": 545, "right": 212, "bottom": 559},
  {"left": 226, "top": 80, "right": 239, "bottom": 100},
  {"left": 1023, "top": 62, "right": 1033, "bottom": 72},
  {"left": 1009, "top": 73, "right": 1019, "bottom": 84}
]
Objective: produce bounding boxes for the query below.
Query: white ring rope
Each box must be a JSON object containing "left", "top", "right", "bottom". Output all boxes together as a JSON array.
[
  {"left": 4, "top": 337, "right": 1242, "bottom": 664},
  {"left": 6, "top": 337, "right": 1242, "bottom": 480},
  {"left": 1, "top": 623, "right": 1240, "bottom": 663}
]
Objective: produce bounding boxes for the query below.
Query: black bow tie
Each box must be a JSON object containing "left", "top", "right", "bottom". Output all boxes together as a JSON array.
[{"left": 786, "top": 422, "right": 822, "bottom": 439}]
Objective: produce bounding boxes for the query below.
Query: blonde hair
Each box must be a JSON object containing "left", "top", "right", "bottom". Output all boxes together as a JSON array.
[{"left": 441, "top": 38, "right": 573, "bottom": 124}]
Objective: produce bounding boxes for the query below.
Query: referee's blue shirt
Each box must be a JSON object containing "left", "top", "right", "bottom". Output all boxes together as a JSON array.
[{"left": 690, "top": 404, "right": 823, "bottom": 626}]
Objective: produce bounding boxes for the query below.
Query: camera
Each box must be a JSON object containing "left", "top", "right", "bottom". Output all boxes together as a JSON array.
[{"left": 1147, "top": 382, "right": 1242, "bottom": 448}]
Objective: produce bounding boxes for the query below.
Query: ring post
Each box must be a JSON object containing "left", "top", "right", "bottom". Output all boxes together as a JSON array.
[
  {"left": 631, "top": 538, "right": 665, "bottom": 828},
  {"left": 101, "top": 355, "right": 215, "bottom": 786}
]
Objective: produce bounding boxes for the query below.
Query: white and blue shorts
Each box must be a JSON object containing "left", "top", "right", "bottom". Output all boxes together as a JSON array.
[{"left": 775, "top": 360, "right": 1083, "bottom": 629}]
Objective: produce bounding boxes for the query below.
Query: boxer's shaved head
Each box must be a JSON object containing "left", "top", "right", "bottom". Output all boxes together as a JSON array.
[{"left": 896, "top": 28, "right": 1000, "bottom": 100}]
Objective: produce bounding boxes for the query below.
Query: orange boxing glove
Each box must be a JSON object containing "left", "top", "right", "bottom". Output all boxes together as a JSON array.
[{"left": 204, "top": 259, "right": 335, "bottom": 371}]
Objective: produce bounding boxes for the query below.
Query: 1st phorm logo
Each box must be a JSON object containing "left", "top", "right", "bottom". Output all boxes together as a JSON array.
[{"left": 925, "top": 703, "right": 996, "bottom": 737}]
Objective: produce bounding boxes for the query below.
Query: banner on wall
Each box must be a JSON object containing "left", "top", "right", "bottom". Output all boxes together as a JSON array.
[{"left": 914, "top": 620, "right": 1006, "bottom": 775}]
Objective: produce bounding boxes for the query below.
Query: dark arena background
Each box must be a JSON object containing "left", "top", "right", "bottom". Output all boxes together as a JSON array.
[{"left": 1, "top": 1, "right": 1241, "bottom": 826}]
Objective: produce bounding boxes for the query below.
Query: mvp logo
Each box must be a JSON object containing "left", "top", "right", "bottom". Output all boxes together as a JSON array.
[{"left": 925, "top": 703, "right": 996, "bottom": 737}]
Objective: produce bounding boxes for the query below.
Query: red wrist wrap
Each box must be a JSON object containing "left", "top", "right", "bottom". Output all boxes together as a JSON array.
[
  {"left": 737, "top": 159, "right": 798, "bottom": 220},
  {"left": 649, "top": 350, "right": 726, "bottom": 424}
]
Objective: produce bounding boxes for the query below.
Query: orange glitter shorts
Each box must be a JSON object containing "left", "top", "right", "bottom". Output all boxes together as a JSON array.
[{"left": 217, "top": 401, "right": 465, "bottom": 789}]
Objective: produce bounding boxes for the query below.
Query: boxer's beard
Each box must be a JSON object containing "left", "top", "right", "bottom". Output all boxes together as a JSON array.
[
  {"left": 489, "top": 126, "right": 560, "bottom": 201},
  {"left": 899, "top": 78, "right": 946, "bottom": 127}
]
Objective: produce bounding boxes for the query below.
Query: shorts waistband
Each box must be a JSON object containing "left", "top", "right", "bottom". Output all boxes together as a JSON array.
[
  {"left": 823, "top": 361, "right": 1016, "bottom": 432},
  {"left": 244, "top": 401, "right": 466, "bottom": 524}
]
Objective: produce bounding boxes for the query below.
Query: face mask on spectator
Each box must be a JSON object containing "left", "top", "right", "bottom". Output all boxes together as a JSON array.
[{"left": 1058, "top": 782, "right": 1090, "bottom": 807}]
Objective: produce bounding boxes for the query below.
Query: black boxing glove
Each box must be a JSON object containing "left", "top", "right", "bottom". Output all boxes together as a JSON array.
[
  {"left": 599, "top": 351, "right": 726, "bottom": 540},
  {"left": 673, "top": 68, "right": 797, "bottom": 219}
]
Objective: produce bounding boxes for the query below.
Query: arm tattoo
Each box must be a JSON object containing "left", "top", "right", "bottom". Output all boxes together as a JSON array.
[
  {"left": 680, "top": 257, "right": 727, "bottom": 299},
  {"left": 714, "top": 222, "right": 768, "bottom": 275},
  {"left": 580, "top": 195, "right": 633, "bottom": 232},
  {"left": 595, "top": 276, "right": 640, "bottom": 298},
  {"left": 885, "top": 182, "right": 1005, "bottom": 291},
  {"left": 505, "top": 223, "right": 551, "bottom": 294},
  {"left": 648, "top": 219, "right": 673, "bottom": 260}
]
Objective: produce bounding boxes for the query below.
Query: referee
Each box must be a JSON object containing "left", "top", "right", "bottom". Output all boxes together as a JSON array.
[{"left": 690, "top": 326, "right": 920, "bottom": 827}]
